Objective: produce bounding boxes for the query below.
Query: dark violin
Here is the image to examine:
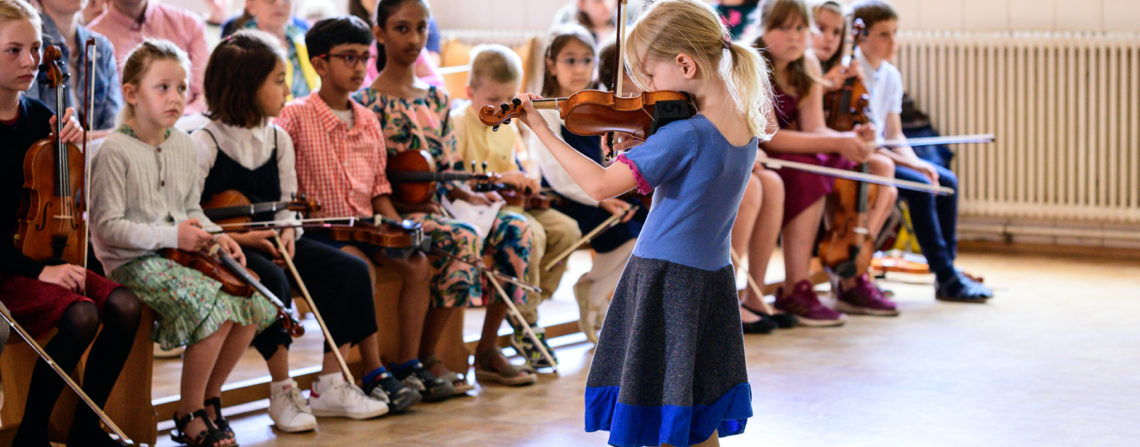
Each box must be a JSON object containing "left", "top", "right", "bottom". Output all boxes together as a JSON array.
[
  {"left": 478, "top": 0, "right": 696, "bottom": 142},
  {"left": 500, "top": 189, "right": 555, "bottom": 210},
  {"left": 15, "top": 45, "right": 86, "bottom": 265},
  {"left": 160, "top": 241, "right": 304, "bottom": 337},
  {"left": 818, "top": 18, "right": 879, "bottom": 279},
  {"left": 320, "top": 217, "right": 425, "bottom": 259},
  {"left": 386, "top": 150, "right": 497, "bottom": 205},
  {"left": 201, "top": 189, "right": 320, "bottom": 226}
]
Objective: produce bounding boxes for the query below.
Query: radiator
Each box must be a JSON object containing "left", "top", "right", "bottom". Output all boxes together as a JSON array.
[{"left": 896, "top": 31, "right": 1140, "bottom": 231}]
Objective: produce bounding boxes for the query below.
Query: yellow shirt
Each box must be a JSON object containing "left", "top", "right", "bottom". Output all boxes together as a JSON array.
[{"left": 451, "top": 103, "right": 522, "bottom": 173}]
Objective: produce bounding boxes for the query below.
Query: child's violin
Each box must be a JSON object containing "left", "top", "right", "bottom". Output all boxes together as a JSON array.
[
  {"left": 15, "top": 45, "right": 87, "bottom": 266},
  {"left": 201, "top": 189, "right": 321, "bottom": 226},
  {"left": 160, "top": 241, "right": 304, "bottom": 337},
  {"left": 386, "top": 150, "right": 498, "bottom": 205},
  {"left": 478, "top": 0, "right": 696, "bottom": 143}
]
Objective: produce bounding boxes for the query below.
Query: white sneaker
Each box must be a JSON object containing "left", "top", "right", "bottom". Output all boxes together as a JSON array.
[
  {"left": 308, "top": 373, "right": 389, "bottom": 420},
  {"left": 269, "top": 380, "right": 317, "bottom": 432}
]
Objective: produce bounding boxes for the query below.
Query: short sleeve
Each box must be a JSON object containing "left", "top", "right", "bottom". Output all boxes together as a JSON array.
[
  {"left": 619, "top": 119, "right": 696, "bottom": 191},
  {"left": 889, "top": 68, "right": 904, "bottom": 114},
  {"left": 276, "top": 104, "right": 299, "bottom": 138}
]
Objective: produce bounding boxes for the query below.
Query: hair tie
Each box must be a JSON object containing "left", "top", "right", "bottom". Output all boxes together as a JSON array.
[{"left": 722, "top": 33, "right": 732, "bottom": 50}]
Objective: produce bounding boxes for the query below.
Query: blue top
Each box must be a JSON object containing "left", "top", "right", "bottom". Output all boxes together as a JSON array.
[
  {"left": 618, "top": 114, "right": 757, "bottom": 271},
  {"left": 25, "top": 13, "right": 121, "bottom": 131}
]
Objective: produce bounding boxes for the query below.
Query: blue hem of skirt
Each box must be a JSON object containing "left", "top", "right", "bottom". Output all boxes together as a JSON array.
[{"left": 584, "top": 382, "right": 753, "bottom": 447}]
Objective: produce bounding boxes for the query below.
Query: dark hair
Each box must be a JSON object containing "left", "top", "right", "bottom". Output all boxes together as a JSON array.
[
  {"left": 851, "top": 0, "right": 898, "bottom": 32},
  {"left": 540, "top": 24, "right": 597, "bottom": 98},
  {"left": 597, "top": 38, "right": 618, "bottom": 91},
  {"left": 305, "top": 15, "right": 374, "bottom": 61},
  {"left": 204, "top": 30, "right": 286, "bottom": 128},
  {"left": 372, "top": 0, "right": 430, "bottom": 73},
  {"left": 754, "top": 0, "right": 814, "bottom": 100},
  {"left": 348, "top": 0, "right": 371, "bottom": 24}
]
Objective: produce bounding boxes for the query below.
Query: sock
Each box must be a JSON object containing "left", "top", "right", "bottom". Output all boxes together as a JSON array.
[
  {"left": 363, "top": 367, "right": 387, "bottom": 384},
  {"left": 271, "top": 378, "right": 293, "bottom": 392},
  {"left": 391, "top": 359, "right": 420, "bottom": 376}
]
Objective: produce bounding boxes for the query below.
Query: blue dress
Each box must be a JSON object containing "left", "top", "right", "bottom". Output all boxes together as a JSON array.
[{"left": 584, "top": 115, "right": 757, "bottom": 447}]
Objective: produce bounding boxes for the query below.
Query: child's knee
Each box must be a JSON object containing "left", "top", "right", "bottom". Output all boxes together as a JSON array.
[{"left": 869, "top": 153, "right": 895, "bottom": 176}]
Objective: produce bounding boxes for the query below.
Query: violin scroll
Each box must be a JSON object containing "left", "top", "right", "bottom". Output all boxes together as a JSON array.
[{"left": 479, "top": 97, "right": 524, "bottom": 131}]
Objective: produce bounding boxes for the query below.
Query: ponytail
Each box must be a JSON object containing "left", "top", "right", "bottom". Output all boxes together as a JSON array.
[
  {"left": 724, "top": 40, "right": 776, "bottom": 141},
  {"left": 626, "top": 0, "right": 776, "bottom": 140}
]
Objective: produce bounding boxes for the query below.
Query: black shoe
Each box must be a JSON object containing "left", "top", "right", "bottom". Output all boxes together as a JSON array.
[
  {"left": 936, "top": 271, "right": 993, "bottom": 303},
  {"left": 741, "top": 308, "right": 778, "bottom": 334},
  {"left": 364, "top": 370, "right": 423, "bottom": 414},
  {"left": 742, "top": 303, "right": 798, "bottom": 329},
  {"left": 393, "top": 362, "right": 454, "bottom": 402}
]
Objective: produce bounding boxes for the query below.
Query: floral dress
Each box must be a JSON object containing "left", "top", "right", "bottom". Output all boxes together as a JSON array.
[{"left": 353, "top": 85, "right": 533, "bottom": 307}]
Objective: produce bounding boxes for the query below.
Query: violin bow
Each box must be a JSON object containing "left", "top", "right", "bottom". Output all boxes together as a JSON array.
[
  {"left": 272, "top": 233, "right": 354, "bottom": 384},
  {"left": 542, "top": 204, "right": 639, "bottom": 271},
  {"left": 614, "top": 0, "right": 627, "bottom": 98},
  {"left": 758, "top": 157, "right": 955, "bottom": 195},
  {"left": 485, "top": 273, "right": 558, "bottom": 372},
  {"left": 729, "top": 248, "right": 776, "bottom": 315},
  {"left": 0, "top": 306, "right": 135, "bottom": 445},
  {"left": 82, "top": 39, "right": 95, "bottom": 273},
  {"left": 876, "top": 133, "right": 995, "bottom": 149}
]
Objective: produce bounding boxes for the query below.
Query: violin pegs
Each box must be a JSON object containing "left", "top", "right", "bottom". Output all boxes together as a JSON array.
[
  {"left": 500, "top": 102, "right": 511, "bottom": 113},
  {"left": 482, "top": 161, "right": 488, "bottom": 174},
  {"left": 492, "top": 125, "right": 500, "bottom": 132},
  {"left": 503, "top": 118, "right": 511, "bottom": 125},
  {"left": 512, "top": 97, "right": 522, "bottom": 106}
]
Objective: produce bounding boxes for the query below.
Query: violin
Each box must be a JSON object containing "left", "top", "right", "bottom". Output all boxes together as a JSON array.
[
  {"left": 323, "top": 218, "right": 424, "bottom": 259},
  {"left": 499, "top": 189, "right": 555, "bottom": 210},
  {"left": 818, "top": 18, "right": 879, "bottom": 279},
  {"left": 15, "top": 45, "right": 86, "bottom": 266},
  {"left": 478, "top": 0, "right": 696, "bottom": 142},
  {"left": 386, "top": 150, "right": 497, "bottom": 205},
  {"left": 160, "top": 241, "right": 304, "bottom": 337},
  {"left": 201, "top": 189, "right": 320, "bottom": 226}
]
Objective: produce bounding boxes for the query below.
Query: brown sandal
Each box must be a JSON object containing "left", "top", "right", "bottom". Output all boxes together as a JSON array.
[{"left": 474, "top": 348, "right": 537, "bottom": 386}]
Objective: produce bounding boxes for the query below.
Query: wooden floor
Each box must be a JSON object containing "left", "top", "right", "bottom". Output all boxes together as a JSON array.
[{"left": 139, "top": 249, "right": 1140, "bottom": 447}]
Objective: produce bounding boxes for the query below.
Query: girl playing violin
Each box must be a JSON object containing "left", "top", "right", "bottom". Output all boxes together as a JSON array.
[
  {"left": 0, "top": 2, "right": 141, "bottom": 445},
  {"left": 354, "top": 0, "right": 537, "bottom": 388},
  {"left": 90, "top": 39, "right": 275, "bottom": 447},
  {"left": 530, "top": 24, "right": 644, "bottom": 345},
  {"left": 754, "top": 0, "right": 899, "bottom": 326},
  {"left": 195, "top": 30, "right": 402, "bottom": 432},
  {"left": 514, "top": 0, "right": 769, "bottom": 444}
]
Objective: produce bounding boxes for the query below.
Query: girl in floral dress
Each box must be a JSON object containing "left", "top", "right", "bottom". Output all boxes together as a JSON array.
[{"left": 353, "top": 0, "right": 537, "bottom": 387}]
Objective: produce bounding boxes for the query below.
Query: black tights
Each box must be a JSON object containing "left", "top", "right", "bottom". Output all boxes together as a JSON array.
[{"left": 12, "top": 288, "right": 141, "bottom": 446}]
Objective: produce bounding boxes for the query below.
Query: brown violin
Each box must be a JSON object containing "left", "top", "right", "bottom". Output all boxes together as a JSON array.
[
  {"left": 160, "top": 240, "right": 304, "bottom": 337},
  {"left": 15, "top": 45, "right": 86, "bottom": 265},
  {"left": 201, "top": 189, "right": 320, "bottom": 226},
  {"left": 386, "top": 150, "right": 498, "bottom": 205},
  {"left": 818, "top": 18, "right": 879, "bottom": 279},
  {"left": 478, "top": 0, "right": 696, "bottom": 142}
]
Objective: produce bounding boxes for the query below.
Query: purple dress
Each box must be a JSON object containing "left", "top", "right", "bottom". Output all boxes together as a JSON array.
[{"left": 766, "top": 86, "right": 856, "bottom": 226}]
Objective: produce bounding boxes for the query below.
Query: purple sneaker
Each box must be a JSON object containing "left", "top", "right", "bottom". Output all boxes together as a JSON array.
[
  {"left": 835, "top": 274, "right": 900, "bottom": 316},
  {"left": 775, "top": 280, "right": 846, "bottom": 327}
]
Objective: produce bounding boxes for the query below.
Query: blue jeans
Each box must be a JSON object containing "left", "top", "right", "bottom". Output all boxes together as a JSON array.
[{"left": 895, "top": 164, "right": 958, "bottom": 276}]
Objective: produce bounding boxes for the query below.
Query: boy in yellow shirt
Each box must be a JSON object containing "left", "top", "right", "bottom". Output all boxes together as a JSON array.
[{"left": 451, "top": 44, "right": 581, "bottom": 369}]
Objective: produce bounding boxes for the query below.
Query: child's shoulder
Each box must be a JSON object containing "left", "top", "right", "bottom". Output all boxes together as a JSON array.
[{"left": 20, "top": 95, "right": 53, "bottom": 117}]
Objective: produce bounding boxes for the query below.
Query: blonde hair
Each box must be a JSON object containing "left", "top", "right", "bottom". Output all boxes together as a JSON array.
[
  {"left": 625, "top": 0, "right": 774, "bottom": 140},
  {"left": 0, "top": 0, "right": 40, "bottom": 27},
  {"left": 468, "top": 44, "right": 523, "bottom": 89},
  {"left": 118, "top": 39, "right": 190, "bottom": 123}
]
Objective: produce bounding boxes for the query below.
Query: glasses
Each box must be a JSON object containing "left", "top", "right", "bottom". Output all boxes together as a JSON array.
[
  {"left": 320, "top": 53, "right": 375, "bottom": 68},
  {"left": 557, "top": 57, "right": 596, "bottom": 67}
]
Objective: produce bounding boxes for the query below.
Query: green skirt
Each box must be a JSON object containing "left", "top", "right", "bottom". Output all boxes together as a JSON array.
[{"left": 110, "top": 255, "right": 275, "bottom": 349}]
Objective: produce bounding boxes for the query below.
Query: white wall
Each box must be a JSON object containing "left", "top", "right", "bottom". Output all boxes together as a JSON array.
[{"left": 429, "top": 0, "right": 1140, "bottom": 33}]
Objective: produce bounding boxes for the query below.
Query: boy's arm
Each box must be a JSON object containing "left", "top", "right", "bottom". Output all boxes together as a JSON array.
[
  {"left": 877, "top": 112, "right": 940, "bottom": 183},
  {"left": 372, "top": 195, "right": 403, "bottom": 221}
]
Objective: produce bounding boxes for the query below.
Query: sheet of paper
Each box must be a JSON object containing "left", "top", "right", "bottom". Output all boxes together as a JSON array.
[{"left": 442, "top": 197, "right": 502, "bottom": 240}]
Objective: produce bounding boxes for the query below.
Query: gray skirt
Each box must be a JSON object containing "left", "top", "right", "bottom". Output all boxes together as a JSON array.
[{"left": 584, "top": 255, "right": 752, "bottom": 447}]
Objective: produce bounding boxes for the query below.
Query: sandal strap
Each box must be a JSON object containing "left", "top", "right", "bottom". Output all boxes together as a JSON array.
[
  {"left": 204, "top": 397, "right": 232, "bottom": 430},
  {"left": 476, "top": 348, "right": 530, "bottom": 378},
  {"left": 420, "top": 354, "right": 443, "bottom": 369}
]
